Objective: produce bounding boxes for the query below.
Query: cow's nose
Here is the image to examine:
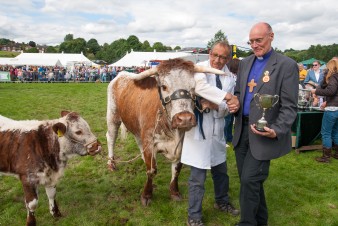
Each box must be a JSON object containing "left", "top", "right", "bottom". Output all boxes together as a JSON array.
[{"left": 172, "top": 112, "right": 196, "bottom": 129}]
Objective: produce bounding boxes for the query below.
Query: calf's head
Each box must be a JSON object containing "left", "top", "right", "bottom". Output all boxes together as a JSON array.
[{"left": 52, "top": 111, "right": 102, "bottom": 156}]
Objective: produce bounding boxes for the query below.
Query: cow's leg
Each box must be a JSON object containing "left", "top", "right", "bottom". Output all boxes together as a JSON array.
[
  {"left": 141, "top": 149, "right": 157, "bottom": 206},
  {"left": 45, "top": 186, "right": 62, "bottom": 218},
  {"left": 169, "top": 161, "right": 183, "bottom": 201},
  {"left": 21, "top": 180, "right": 38, "bottom": 226},
  {"left": 106, "top": 114, "right": 121, "bottom": 171}
]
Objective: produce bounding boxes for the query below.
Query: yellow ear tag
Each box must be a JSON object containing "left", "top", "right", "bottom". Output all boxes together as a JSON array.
[{"left": 57, "top": 129, "right": 64, "bottom": 137}]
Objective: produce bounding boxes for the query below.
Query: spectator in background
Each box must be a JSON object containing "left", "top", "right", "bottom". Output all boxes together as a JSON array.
[
  {"left": 304, "top": 60, "right": 324, "bottom": 88},
  {"left": 311, "top": 58, "right": 338, "bottom": 163},
  {"left": 298, "top": 63, "right": 307, "bottom": 88},
  {"left": 224, "top": 58, "right": 240, "bottom": 146}
]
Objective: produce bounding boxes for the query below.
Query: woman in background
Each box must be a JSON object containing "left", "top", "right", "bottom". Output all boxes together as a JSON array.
[{"left": 311, "top": 59, "right": 338, "bottom": 163}]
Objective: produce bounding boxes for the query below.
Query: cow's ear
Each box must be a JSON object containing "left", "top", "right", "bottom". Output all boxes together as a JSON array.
[
  {"left": 61, "top": 111, "right": 70, "bottom": 117},
  {"left": 52, "top": 123, "right": 66, "bottom": 137}
]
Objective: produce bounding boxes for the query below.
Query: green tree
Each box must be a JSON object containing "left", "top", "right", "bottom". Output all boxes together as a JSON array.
[
  {"left": 28, "top": 41, "right": 36, "bottom": 47},
  {"left": 207, "top": 30, "right": 229, "bottom": 49},
  {"left": 96, "top": 38, "right": 130, "bottom": 63},
  {"left": 87, "top": 38, "right": 101, "bottom": 55},
  {"left": 127, "top": 35, "right": 142, "bottom": 51},
  {"left": 141, "top": 40, "right": 152, "bottom": 51},
  {"left": 45, "top": 46, "right": 57, "bottom": 53},
  {"left": 0, "top": 38, "right": 11, "bottom": 45},
  {"left": 59, "top": 38, "right": 87, "bottom": 54},
  {"left": 174, "top": 46, "right": 181, "bottom": 51},
  {"left": 152, "top": 42, "right": 166, "bottom": 52},
  {"left": 64, "top": 34, "right": 74, "bottom": 42},
  {"left": 25, "top": 47, "right": 39, "bottom": 53}
]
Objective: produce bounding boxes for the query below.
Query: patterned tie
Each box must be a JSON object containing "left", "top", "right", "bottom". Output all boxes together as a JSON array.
[{"left": 216, "top": 74, "right": 222, "bottom": 90}]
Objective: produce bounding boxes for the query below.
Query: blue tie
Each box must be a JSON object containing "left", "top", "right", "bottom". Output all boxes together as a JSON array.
[{"left": 216, "top": 74, "right": 222, "bottom": 90}]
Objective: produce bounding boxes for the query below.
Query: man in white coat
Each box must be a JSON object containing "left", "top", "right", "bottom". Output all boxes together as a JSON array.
[{"left": 182, "top": 41, "right": 239, "bottom": 226}]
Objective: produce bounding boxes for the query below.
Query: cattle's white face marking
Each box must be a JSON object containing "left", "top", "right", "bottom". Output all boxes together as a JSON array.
[
  {"left": 158, "top": 69, "right": 196, "bottom": 120},
  {"left": 59, "top": 115, "right": 100, "bottom": 158}
]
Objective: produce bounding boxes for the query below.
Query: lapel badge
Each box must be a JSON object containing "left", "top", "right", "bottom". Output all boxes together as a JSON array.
[{"left": 262, "top": 71, "right": 270, "bottom": 83}]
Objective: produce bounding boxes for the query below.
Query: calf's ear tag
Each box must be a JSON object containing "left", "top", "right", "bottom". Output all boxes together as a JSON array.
[{"left": 57, "top": 129, "right": 64, "bottom": 137}]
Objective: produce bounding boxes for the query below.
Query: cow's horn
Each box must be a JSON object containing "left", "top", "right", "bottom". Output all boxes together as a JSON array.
[
  {"left": 128, "top": 67, "right": 158, "bottom": 80},
  {"left": 194, "top": 65, "right": 226, "bottom": 75}
]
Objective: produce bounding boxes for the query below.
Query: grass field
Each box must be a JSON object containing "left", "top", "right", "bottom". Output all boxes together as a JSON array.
[{"left": 0, "top": 83, "right": 337, "bottom": 226}]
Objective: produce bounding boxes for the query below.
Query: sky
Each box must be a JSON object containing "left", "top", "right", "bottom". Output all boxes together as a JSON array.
[{"left": 0, "top": 0, "right": 337, "bottom": 51}]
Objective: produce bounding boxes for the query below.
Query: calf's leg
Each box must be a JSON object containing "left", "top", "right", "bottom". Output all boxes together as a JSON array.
[
  {"left": 45, "top": 186, "right": 62, "bottom": 217},
  {"left": 21, "top": 181, "right": 38, "bottom": 226}
]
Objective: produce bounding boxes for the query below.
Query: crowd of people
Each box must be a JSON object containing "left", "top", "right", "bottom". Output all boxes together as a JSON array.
[{"left": 0, "top": 64, "right": 149, "bottom": 82}]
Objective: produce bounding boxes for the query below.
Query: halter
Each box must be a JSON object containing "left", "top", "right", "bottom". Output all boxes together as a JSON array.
[
  {"left": 62, "top": 133, "right": 98, "bottom": 150},
  {"left": 156, "top": 74, "right": 196, "bottom": 108}
]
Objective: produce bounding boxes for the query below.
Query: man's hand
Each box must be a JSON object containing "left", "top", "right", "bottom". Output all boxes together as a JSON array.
[
  {"left": 226, "top": 94, "right": 240, "bottom": 113},
  {"left": 250, "top": 124, "right": 277, "bottom": 138}
]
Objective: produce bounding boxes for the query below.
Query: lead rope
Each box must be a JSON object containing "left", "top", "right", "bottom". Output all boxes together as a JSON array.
[{"left": 110, "top": 108, "right": 163, "bottom": 164}]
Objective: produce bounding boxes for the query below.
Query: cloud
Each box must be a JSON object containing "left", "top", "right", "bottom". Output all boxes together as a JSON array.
[{"left": 0, "top": 0, "right": 337, "bottom": 51}]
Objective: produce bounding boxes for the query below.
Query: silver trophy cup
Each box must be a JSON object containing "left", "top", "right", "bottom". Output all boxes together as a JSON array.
[{"left": 253, "top": 93, "right": 279, "bottom": 132}]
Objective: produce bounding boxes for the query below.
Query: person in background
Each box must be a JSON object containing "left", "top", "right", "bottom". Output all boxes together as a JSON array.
[
  {"left": 181, "top": 41, "right": 239, "bottom": 226},
  {"left": 229, "top": 22, "right": 298, "bottom": 226},
  {"left": 304, "top": 60, "right": 324, "bottom": 88},
  {"left": 311, "top": 58, "right": 338, "bottom": 163},
  {"left": 224, "top": 58, "right": 240, "bottom": 146},
  {"left": 298, "top": 63, "right": 307, "bottom": 88}
]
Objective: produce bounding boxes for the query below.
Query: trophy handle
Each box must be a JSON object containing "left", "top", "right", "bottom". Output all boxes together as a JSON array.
[
  {"left": 272, "top": 95, "right": 279, "bottom": 107},
  {"left": 254, "top": 93, "right": 260, "bottom": 106}
]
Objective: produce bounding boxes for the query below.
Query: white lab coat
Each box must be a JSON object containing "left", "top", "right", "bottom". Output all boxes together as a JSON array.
[{"left": 181, "top": 60, "right": 236, "bottom": 169}]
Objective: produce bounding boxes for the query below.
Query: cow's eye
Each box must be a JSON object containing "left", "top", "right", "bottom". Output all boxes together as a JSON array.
[
  {"left": 161, "top": 85, "right": 168, "bottom": 91},
  {"left": 75, "top": 131, "right": 82, "bottom": 135}
]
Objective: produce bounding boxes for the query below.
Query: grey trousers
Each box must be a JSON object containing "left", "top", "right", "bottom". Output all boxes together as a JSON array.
[{"left": 188, "top": 161, "right": 230, "bottom": 220}]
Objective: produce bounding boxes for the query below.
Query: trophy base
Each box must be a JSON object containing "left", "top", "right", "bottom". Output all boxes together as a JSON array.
[{"left": 255, "top": 125, "right": 267, "bottom": 132}]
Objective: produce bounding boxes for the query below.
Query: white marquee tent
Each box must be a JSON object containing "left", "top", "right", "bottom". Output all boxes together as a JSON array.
[
  {"left": 13, "top": 52, "right": 98, "bottom": 67},
  {"left": 109, "top": 50, "right": 208, "bottom": 67},
  {"left": 0, "top": 57, "right": 63, "bottom": 67}
]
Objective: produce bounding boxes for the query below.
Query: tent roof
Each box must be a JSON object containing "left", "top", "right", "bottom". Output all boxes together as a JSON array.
[
  {"left": 109, "top": 51, "right": 195, "bottom": 67},
  {"left": 0, "top": 57, "right": 63, "bottom": 67},
  {"left": 300, "top": 58, "right": 326, "bottom": 66},
  {"left": 15, "top": 52, "right": 95, "bottom": 67}
]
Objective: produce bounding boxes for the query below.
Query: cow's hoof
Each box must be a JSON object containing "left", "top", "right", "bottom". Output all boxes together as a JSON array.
[
  {"left": 170, "top": 193, "right": 182, "bottom": 201},
  {"left": 52, "top": 212, "right": 62, "bottom": 218},
  {"left": 107, "top": 160, "right": 117, "bottom": 171},
  {"left": 141, "top": 196, "right": 152, "bottom": 206}
]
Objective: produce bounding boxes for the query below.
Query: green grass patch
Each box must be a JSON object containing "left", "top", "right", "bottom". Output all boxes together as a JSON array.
[
  {"left": 0, "top": 83, "right": 337, "bottom": 225},
  {"left": 0, "top": 51, "right": 20, "bottom": 58}
]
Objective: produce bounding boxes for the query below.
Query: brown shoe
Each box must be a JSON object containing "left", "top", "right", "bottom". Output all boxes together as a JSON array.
[
  {"left": 214, "top": 202, "right": 240, "bottom": 216},
  {"left": 315, "top": 147, "right": 332, "bottom": 163}
]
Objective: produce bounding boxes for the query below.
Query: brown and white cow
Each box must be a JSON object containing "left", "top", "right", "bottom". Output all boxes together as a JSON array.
[
  {"left": 106, "top": 58, "right": 224, "bottom": 205},
  {"left": 0, "top": 111, "right": 101, "bottom": 226}
]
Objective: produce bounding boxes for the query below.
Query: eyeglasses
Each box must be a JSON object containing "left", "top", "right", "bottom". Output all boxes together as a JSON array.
[
  {"left": 210, "top": 53, "right": 227, "bottom": 60},
  {"left": 247, "top": 33, "right": 271, "bottom": 46},
  {"left": 313, "top": 64, "right": 318, "bottom": 66}
]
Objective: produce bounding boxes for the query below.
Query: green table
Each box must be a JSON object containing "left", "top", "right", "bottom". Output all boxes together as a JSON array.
[{"left": 292, "top": 109, "right": 324, "bottom": 152}]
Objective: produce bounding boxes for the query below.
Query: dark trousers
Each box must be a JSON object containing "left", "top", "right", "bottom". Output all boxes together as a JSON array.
[
  {"left": 188, "top": 162, "right": 229, "bottom": 220},
  {"left": 234, "top": 123, "right": 270, "bottom": 226},
  {"left": 224, "top": 114, "right": 234, "bottom": 142}
]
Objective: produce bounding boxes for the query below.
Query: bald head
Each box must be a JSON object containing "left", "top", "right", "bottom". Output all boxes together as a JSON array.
[{"left": 249, "top": 22, "right": 274, "bottom": 57}]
